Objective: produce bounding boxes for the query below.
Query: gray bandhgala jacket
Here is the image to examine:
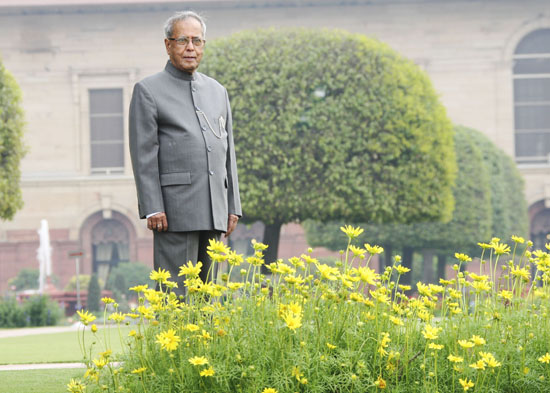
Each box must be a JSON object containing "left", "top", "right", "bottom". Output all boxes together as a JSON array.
[{"left": 129, "top": 61, "right": 242, "bottom": 232}]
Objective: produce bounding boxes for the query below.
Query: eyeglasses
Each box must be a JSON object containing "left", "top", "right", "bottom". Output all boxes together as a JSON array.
[{"left": 168, "top": 36, "right": 205, "bottom": 48}]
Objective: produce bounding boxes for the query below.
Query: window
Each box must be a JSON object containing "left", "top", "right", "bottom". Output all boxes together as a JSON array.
[
  {"left": 513, "top": 29, "right": 550, "bottom": 165},
  {"left": 89, "top": 88, "right": 124, "bottom": 173}
]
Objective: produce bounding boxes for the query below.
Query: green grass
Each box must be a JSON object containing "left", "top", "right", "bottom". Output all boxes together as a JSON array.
[
  {"left": 0, "top": 368, "right": 85, "bottom": 393},
  {"left": 0, "top": 326, "right": 132, "bottom": 364}
]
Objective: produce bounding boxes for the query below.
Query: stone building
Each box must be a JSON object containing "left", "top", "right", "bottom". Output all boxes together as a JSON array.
[{"left": 0, "top": 0, "right": 549, "bottom": 292}]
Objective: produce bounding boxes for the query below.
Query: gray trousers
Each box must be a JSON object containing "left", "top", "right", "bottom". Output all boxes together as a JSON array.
[{"left": 153, "top": 230, "right": 221, "bottom": 296}]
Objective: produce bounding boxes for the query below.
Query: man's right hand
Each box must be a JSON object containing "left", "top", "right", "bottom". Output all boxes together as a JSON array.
[{"left": 147, "top": 212, "right": 168, "bottom": 232}]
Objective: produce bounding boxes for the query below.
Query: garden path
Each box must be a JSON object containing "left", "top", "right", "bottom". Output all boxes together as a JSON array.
[{"left": 0, "top": 323, "right": 80, "bottom": 338}]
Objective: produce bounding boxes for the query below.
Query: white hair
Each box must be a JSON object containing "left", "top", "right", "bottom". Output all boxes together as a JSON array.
[{"left": 164, "top": 11, "right": 206, "bottom": 39}]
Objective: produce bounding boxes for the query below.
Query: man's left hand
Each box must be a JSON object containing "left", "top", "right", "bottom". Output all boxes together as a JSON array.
[{"left": 225, "top": 214, "right": 239, "bottom": 238}]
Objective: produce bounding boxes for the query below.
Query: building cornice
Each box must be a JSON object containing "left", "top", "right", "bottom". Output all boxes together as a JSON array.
[{"left": 0, "top": 0, "right": 493, "bottom": 16}]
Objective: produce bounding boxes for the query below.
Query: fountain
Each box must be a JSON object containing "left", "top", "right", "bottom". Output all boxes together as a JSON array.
[{"left": 37, "top": 219, "right": 52, "bottom": 293}]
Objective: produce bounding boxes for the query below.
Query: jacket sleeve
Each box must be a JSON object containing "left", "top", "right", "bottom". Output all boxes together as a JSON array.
[
  {"left": 224, "top": 88, "right": 242, "bottom": 217},
  {"left": 129, "top": 82, "right": 164, "bottom": 219}
]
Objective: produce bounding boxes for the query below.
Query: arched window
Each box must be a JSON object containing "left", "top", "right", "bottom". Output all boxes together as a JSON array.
[
  {"left": 91, "top": 219, "right": 129, "bottom": 284},
  {"left": 513, "top": 29, "right": 550, "bottom": 164}
]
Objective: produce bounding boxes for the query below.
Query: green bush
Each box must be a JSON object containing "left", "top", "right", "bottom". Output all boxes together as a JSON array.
[
  {"left": 65, "top": 275, "right": 104, "bottom": 292},
  {"left": 0, "top": 59, "right": 26, "bottom": 220},
  {"left": 22, "top": 295, "right": 62, "bottom": 327},
  {"left": 0, "top": 297, "right": 26, "bottom": 327},
  {"left": 106, "top": 262, "right": 154, "bottom": 299},
  {"left": 87, "top": 275, "right": 101, "bottom": 312},
  {"left": 202, "top": 28, "right": 456, "bottom": 261},
  {"left": 0, "top": 295, "right": 61, "bottom": 327},
  {"left": 72, "top": 233, "right": 550, "bottom": 393}
]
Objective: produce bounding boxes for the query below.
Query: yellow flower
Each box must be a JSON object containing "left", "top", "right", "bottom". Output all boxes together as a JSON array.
[
  {"left": 357, "top": 266, "right": 379, "bottom": 285},
  {"left": 511, "top": 235, "right": 525, "bottom": 244},
  {"left": 389, "top": 316, "right": 404, "bottom": 326},
  {"left": 83, "top": 368, "right": 99, "bottom": 382},
  {"left": 90, "top": 324, "right": 97, "bottom": 333},
  {"left": 149, "top": 268, "right": 171, "bottom": 283},
  {"left": 374, "top": 375, "right": 386, "bottom": 389},
  {"left": 511, "top": 265, "right": 530, "bottom": 281},
  {"left": 184, "top": 323, "right": 200, "bottom": 332},
  {"left": 421, "top": 324, "right": 441, "bottom": 340},
  {"left": 349, "top": 245, "right": 366, "bottom": 257},
  {"left": 262, "top": 389, "right": 278, "bottom": 393},
  {"left": 326, "top": 343, "right": 337, "bottom": 349},
  {"left": 131, "top": 367, "right": 147, "bottom": 374},
  {"left": 365, "top": 243, "right": 384, "bottom": 255},
  {"left": 395, "top": 265, "right": 410, "bottom": 275},
  {"left": 252, "top": 240, "right": 268, "bottom": 251},
  {"left": 207, "top": 238, "right": 229, "bottom": 254},
  {"left": 188, "top": 356, "right": 209, "bottom": 366},
  {"left": 492, "top": 242, "right": 511, "bottom": 255},
  {"left": 291, "top": 366, "right": 303, "bottom": 381},
  {"left": 129, "top": 284, "right": 148, "bottom": 292},
  {"left": 498, "top": 290, "right": 513, "bottom": 301},
  {"left": 156, "top": 329, "right": 181, "bottom": 352},
  {"left": 67, "top": 378, "right": 86, "bottom": 393},
  {"left": 92, "top": 357, "right": 108, "bottom": 369},
  {"left": 200, "top": 367, "right": 215, "bottom": 377},
  {"left": 282, "top": 311, "right": 302, "bottom": 330},
  {"left": 469, "top": 359, "right": 486, "bottom": 370},
  {"left": 317, "top": 264, "right": 340, "bottom": 281},
  {"left": 458, "top": 340, "right": 475, "bottom": 349},
  {"left": 470, "top": 335, "right": 486, "bottom": 346},
  {"left": 108, "top": 312, "right": 125, "bottom": 323},
  {"left": 226, "top": 250, "right": 244, "bottom": 266},
  {"left": 478, "top": 242, "right": 492, "bottom": 249},
  {"left": 459, "top": 378, "right": 474, "bottom": 391},
  {"left": 447, "top": 354, "right": 464, "bottom": 363},
  {"left": 76, "top": 310, "right": 96, "bottom": 326},
  {"left": 340, "top": 225, "right": 364, "bottom": 239},
  {"left": 378, "top": 332, "right": 391, "bottom": 357},
  {"left": 178, "top": 261, "right": 202, "bottom": 277},
  {"left": 428, "top": 343, "right": 444, "bottom": 350},
  {"left": 455, "top": 253, "right": 472, "bottom": 262},
  {"left": 227, "top": 282, "right": 244, "bottom": 291},
  {"left": 538, "top": 353, "right": 550, "bottom": 364}
]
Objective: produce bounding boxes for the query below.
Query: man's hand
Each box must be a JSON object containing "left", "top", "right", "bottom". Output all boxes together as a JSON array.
[
  {"left": 224, "top": 214, "right": 239, "bottom": 238},
  {"left": 147, "top": 212, "right": 168, "bottom": 232}
]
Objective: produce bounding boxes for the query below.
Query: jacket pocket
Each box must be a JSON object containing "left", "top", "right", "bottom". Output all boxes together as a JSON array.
[{"left": 160, "top": 172, "right": 191, "bottom": 186}]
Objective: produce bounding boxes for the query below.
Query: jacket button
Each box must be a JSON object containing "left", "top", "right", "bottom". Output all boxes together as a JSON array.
[
  {"left": 201, "top": 125, "right": 206, "bottom": 131},
  {"left": 207, "top": 146, "right": 212, "bottom": 152},
  {"left": 192, "top": 86, "right": 196, "bottom": 92},
  {"left": 209, "top": 170, "right": 214, "bottom": 176}
]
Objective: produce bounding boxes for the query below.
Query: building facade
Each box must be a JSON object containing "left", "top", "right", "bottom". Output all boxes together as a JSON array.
[{"left": 0, "top": 0, "right": 549, "bottom": 292}]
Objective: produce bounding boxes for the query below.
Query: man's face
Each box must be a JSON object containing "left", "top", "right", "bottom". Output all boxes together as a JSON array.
[{"left": 164, "top": 18, "right": 204, "bottom": 73}]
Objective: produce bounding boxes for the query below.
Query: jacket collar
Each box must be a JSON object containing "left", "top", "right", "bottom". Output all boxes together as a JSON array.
[{"left": 165, "top": 61, "right": 195, "bottom": 81}]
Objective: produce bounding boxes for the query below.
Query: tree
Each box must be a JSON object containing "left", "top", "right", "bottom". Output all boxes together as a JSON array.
[
  {"left": 202, "top": 29, "right": 456, "bottom": 262},
  {"left": 87, "top": 274, "right": 101, "bottom": 312},
  {"left": 0, "top": 59, "right": 25, "bottom": 220},
  {"left": 305, "top": 126, "right": 528, "bottom": 283},
  {"left": 106, "top": 262, "right": 154, "bottom": 298},
  {"left": 8, "top": 268, "right": 39, "bottom": 291}
]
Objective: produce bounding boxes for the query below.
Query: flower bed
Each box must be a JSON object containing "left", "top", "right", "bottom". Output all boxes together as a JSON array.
[{"left": 69, "top": 226, "right": 550, "bottom": 392}]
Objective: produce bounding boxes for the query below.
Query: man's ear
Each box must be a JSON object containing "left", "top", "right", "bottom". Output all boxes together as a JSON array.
[{"left": 164, "top": 38, "right": 170, "bottom": 54}]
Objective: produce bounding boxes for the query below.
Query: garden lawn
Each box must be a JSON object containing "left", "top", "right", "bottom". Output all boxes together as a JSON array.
[
  {"left": 0, "top": 368, "right": 85, "bottom": 393},
  {"left": 0, "top": 326, "right": 132, "bottom": 364}
]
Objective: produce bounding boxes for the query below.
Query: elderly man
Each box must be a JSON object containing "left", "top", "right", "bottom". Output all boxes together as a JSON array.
[{"left": 129, "top": 11, "right": 241, "bottom": 293}]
